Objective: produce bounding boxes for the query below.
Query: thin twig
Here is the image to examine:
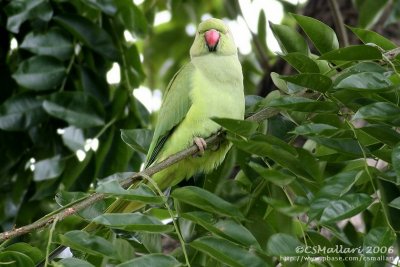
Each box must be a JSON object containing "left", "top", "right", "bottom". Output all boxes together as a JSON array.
[
  {"left": 328, "top": 0, "right": 349, "bottom": 47},
  {"left": 0, "top": 107, "right": 278, "bottom": 243}
]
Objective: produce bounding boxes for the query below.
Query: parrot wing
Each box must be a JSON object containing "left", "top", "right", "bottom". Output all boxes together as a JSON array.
[{"left": 145, "top": 62, "right": 195, "bottom": 167}]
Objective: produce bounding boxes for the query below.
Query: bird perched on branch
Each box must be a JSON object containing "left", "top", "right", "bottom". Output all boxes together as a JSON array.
[
  {"left": 106, "top": 17, "right": 245, "bottom": 214},
  {"left": 39, "top": 18, "right": 245, "bottom": 265}
]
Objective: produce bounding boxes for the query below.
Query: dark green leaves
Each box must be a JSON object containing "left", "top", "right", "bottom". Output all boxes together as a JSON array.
[
  {"left": 96, "top": 180, "right": 163, "bottom": 204},
  {"left": 0, "top": 94, "right": 46, "bottom": 131},
  {"left": 60, "top": 231, "right": 117, "bottom": 258},
  {"left": 267, "top": 234, "right": 304, "bottom": 256},
  {"left": 43, "top": 92, "right": 105, "bottom": 128},
  {"left": 280, "top": 53, "right": 319, "bottom": 73},
  {"left": 268, "top": 96, "right": 338, "bottom": 113},
  {"left": 292, "top": 14, "right": 339, "bottom": 54},
  {"left": 280, "top": 73, "right": 332, "bottom": 92},
  {"left": 334, "top": 72, "right": 394, "bottom": 92},
  {"left": 349, "top": 27, "right": 397, "bottom": 50},
  {"left": 191, "top": 236, "right": 266, "bottom": 267},
  {"left": 12, "top": 56, "right": 66, "bottom": 91},
  {"left": 353, "top": 102, "right": 400, "bottom": 126},
  {"left": 318, "top": 194, "right": 373, "bottom": 223},
  {"left": 4, "top": 0, "right": 53, "bottom": 33},
  {"left": 213, "top": 118, "right": 258, "bottom": 137},
  {"left": 117, "top": 254, "right": 181, "bottom": 267},
  {"left": 269, "top": 22, "right": 308, "bottom": 54},
  {"left": 358, "top": 0, "right": 389, "bottom": 29},
  {"left": 20, "top": 28, "right": 73, "bottom": 60},
  {"left": 319, "top": 45, "right": 382, "bottom": 61},
  {"left": 54, "top": 14, "right": 119, "bottom": 61},
  {"left": 172, "top": 186, "right": 243, "bottom": 218},
  {"left": 121, "top": 129, "right": 153, "bottom": 154},
  {"left": 33, "top": 156, "right": 65, "bottom": 181}
]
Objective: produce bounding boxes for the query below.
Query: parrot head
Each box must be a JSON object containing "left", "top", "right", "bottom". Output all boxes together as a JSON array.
[{"left": 190, "top": 18, "right": 238, "bottom": 57}]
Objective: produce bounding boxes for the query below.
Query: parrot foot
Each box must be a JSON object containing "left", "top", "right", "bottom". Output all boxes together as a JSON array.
[{"left": 193, "top": 137, "right": 207, "bottom": 156}]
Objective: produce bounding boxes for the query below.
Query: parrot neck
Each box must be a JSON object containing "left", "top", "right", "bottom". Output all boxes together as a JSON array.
[{"left": 191, "top": 54, "right": 242, "bottom": 84}]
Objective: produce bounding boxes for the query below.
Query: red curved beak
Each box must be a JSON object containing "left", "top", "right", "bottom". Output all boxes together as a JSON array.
[{"left": 204, "top": 29, "right": 220, "bottom": 52}]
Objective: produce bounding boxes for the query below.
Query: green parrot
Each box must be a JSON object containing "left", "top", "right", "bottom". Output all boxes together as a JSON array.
[
  {"left": 39, "top": 18, "right": 244, "bottom": 264},
  {"left": 104, "top": 18, "right": 245, "bottom": 215}
]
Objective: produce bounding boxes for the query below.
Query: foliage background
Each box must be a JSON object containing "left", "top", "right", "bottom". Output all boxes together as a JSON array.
[{"left": 1, "top": 0, "right": 400, "bottom": 266}]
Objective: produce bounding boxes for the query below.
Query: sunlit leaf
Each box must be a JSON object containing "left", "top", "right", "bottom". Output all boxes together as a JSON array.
[{"left": 292, "top": 14, "right": 339, "bottom": 54}]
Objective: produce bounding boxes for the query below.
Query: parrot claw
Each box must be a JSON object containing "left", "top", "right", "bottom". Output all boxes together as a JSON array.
[{"left": 193, "top": 137, "right": 207, "bottom": 156}]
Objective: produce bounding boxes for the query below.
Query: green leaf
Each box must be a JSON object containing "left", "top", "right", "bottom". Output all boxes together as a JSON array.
[
  {"left": 83, "top": 0, "right": 117, "bottom": 15},
  {"left": 280, "top": 73, "right": 332, "bottom": 93},
  {"left": 317, "top": 171, "right": 361, "bottom": 197},
  {"left": 363, "top": 227, "right": 395, "bottom": 258},
  {"left": 96, "top": 180, "right": 164, "bottom": 204},
  {"left": 349, "top": 27, "right": 397, "bottom": 50},
  {"left": 113, "top": 238, "right": 135, "bottom": 263},
  {"left": 280, "top": 52, "right": 319, "bottom": 73},
  {"left": 54, "top": 14, "right": 119, "bottom": 61},
  {"left": 79, "top": 66, "right": 109, "bottom": 105},
  {"left": 4, "top": 0, "right": 53, "bottom": 33},
  {"left": 353, "top": 102, "right": 400, "bottom": 126},
  {"left": 12, "top": 56, "right": 66, "bottom": 91},
  {"left": 359, "top": 125, "right": 400, "bottom": 147},
  {"left": 257, "top": 10, "right": 268, "bottom": 53},
  {"left": 269, "top": 22, "right": 309, "bottom": 54},
  {"left": 125, "top": 44, "right": 146, "bottom": 87},
  {"left": 0, "top": 251, "right": 34, "bottom": 267},
  {"left": 309, "top": 137, "right": 363, "bottom": 155},
  {"left": 334, "top": 72, "right": 394, "bottom": 92},
  {"left": 213, "top": 118, "right": 258, "bottom": 137},
  {"left": 171, "top": 186, "right": 243, "bottom": 218},
  {"left": 61, "top": 126, "right": 85, "bottom": 152},
  {"left": 191, "top": 236, "right": 267, "bottom": 267},
  {"left": 43, "top": 92, "right": 105, "bottom": 128},
  {"left": 358, "top": 0, "right": 389, "bottom": 29},
  {"left": 268, "top": 96, "right": 338, "bottom": 113},
  {"left": 55, "top": 191, "right": 106, "bottom": 220},
  {"left": 58, "top": 258, "right": 95, "bottom": 267},
  {"left": 92, "top": 213, "right": 174, "bottom": 233},
  {"left": 120, "top": 129, "right": 153, "bottom": 154},
  {"left": 319, "top": 193, "right": 373, "bottom": 223},
  {"left": 33, "top": 155, "right": 65, "bottom": 181},
  {"left": 229, "top": 134, "right": 309, "bottom": 178},
  {"left": 292, "top": 14, "right": 339, "bottom": 54},
  {"left": 116, "top": 0, "right": 148, "bottom": 38},
  {"left": 59, "top": 230, "right": 117, "bottom": 258},
  {"left": 116, "top": 254, "right": 181, "bottom": 267},
  {"left": 249, "top": 162, "right": 295, "bottom": 186},
  {"left": 392, "top": 142, "right": 400, "bottom": 179},
  {"left": 182, "top": 211, "right": 260, "bottom": 248},
  {"left": 267, "top": 233, "right": 304, "bottom": 256},
  {"left": 319, "top": 45, "right": 382, "bottom": 61},
  {"left": 388, "top": 196, "right": 400, "bottom": 209},
  {"left": 293, "top": 123, "right": 339, "bottom": 136},
  {"left": 4, "top": 243, "right": 42, "bottom": 264},
  {"left": 263, "top": 197, "right": 308, "bottom": 217},
  {"left": 20, "top": 28, "right": 73, "bottom": 61},
  {"left": 0, "top": 94, "right": 47, "bottom": 131}
]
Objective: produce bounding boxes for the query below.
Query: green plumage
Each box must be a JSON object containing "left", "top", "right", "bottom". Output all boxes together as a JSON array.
[{"left": 104, "top": 18, "right": 244, "bottom": 215}]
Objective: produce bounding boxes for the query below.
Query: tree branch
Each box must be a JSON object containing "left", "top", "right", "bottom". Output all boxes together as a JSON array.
[
  {"left": 328, "top": 0, "right": 349, "bottom": 47},
  {"left": 0, "top": 107, "right": 278, "bottom": 243}
]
